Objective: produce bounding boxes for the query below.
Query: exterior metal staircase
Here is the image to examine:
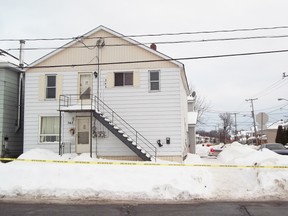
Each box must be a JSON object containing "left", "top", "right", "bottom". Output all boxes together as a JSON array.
[{"left": 59, "top": 94, "right": 157, "bottom": 161}]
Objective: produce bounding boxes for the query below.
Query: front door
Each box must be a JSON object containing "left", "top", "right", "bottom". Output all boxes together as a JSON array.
[
  {"left": 76, "top": 117, "right": 90, "bottom": 153},
  {"left": 79, "top": 73, "right": 92, "bottom": 100}
]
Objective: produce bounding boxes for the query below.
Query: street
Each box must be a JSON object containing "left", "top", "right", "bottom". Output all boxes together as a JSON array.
[{"left": 1, "top": 200, "right": 288, "bottom": 216}]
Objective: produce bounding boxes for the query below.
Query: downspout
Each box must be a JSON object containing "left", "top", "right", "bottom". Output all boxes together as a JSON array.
[
  {"left": 15, "top": 72, "right": 23, "bottom": 132},
  {"left": 15, "top": 40, "right": 25, "bottom": 132}
]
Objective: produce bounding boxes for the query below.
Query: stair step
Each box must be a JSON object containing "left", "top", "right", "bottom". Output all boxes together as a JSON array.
[
  {"left": 123, "top": 134, "right": 128, "bottom": 138},
  {"left": 118, "top": 130, "right": 124, "bottom": 134},
  {"left": 114, "top": 126, "right": 119, "bottom": 130},
  {"left": 136, "top": 146, "right": 141, "bottom": 150},
  {"left": 141, "top": 149, "right": 146, "bottom": 154},
  {"left": 131, "top": 142, "right": 136, "bottom": 146},
  {"left": 95, "top": 109, "right": 101, "bottom": 114},
  {"left": 146, "top": 153, "right": 151, "bottom": 158},
  {"left": 104, "top": 118, "right": 110, "bottom": 122},
  {"left": 127, "top": 138, "right": 132, "bottom": 142}
]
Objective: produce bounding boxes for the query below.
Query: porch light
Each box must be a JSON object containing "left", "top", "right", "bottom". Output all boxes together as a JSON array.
[{"left": 93, "top": 71, "right": 98, "bottom": 78}]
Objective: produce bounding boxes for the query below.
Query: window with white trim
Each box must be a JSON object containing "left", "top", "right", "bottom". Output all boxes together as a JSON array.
[
  {"left": 40, "top": 116, "right": 60, "bottom": 143},
  {"left": 114, "top": 72, "right": 133, "bottom": 86},
  {"left": 149, "top": 71, "right": 160, "bottom": 91},
  {"left": 46, "top": 75, "right": 56, "bottom": 99}
]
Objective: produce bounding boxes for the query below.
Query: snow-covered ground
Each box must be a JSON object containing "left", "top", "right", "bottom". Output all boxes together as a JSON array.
[{"left": 1, "top": 142, "right": 288, "bottom": 202}]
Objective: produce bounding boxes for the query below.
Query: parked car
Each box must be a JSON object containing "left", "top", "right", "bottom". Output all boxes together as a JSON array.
[
  {"left": 260, "top": 143, "right": 288, "bottom": 155},
  {"left": 208, "top": 144, "right": 228, "bottom": 157}
]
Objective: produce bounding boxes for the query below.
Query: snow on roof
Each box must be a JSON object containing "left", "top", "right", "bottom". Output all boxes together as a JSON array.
[
  {"left": 0, "top": 49, "right": 19, "bottom": 65},
  {"left": 267, "top": 120, "right": 288, "bottom": 130}
]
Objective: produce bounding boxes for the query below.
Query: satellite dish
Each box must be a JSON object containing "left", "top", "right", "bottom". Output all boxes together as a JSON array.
[{"left": 191, "top": 91, "right": 196, "bottom": 98}]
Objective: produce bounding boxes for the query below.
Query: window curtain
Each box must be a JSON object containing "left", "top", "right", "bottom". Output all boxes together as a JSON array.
[{"left": 41, "top": 117, "right": 59, "bottom": 135}]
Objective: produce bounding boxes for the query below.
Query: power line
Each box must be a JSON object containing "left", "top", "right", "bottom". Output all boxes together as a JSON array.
[
  {"left": 251, "top": 78, "right": 285, "bottom": 98},
  {"left": 5, "top": 34, "right": 288, "bottom": 51},
  {"left": 2, "top": 25, "right": 288, "bottom": 42},
  {"left": 24, "top": 48, "right": 288, "bottom": 69}
]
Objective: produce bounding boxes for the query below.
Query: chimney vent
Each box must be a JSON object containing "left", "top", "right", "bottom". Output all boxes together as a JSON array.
[{"left": 150, "top": 43, "right": 157, "bottom": 51}]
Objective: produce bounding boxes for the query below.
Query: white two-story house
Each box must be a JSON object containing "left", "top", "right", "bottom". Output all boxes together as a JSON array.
[{"left": 24, "top": 26, "right": 190, "bottom": 162}]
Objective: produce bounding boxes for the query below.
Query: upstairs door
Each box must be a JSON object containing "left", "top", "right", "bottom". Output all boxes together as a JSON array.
[
  {"left": 79, "top": 73, "right": 92, "bottom": 101},
  {"left": 76, "top": 117, "right": 90, "bottom": 153}
]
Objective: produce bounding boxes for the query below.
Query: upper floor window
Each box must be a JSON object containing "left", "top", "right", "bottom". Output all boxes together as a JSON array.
[
  {"left": 149, "top": 71, "right": 160, "bottom": 91},
  {"left": 46, "top": 75, "right": 56, "bottom": 99},
  {"left": 114, "top": 72, "right": 133, "bottom": 86}
]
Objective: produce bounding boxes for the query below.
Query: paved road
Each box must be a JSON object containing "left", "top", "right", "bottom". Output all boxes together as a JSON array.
[{"left": 1, "top": 200, "right": 288, "bottom": 216}]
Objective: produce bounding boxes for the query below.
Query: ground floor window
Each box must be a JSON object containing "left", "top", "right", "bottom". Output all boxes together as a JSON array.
[{"left": 40, "top": 116, "right": 60, "bottom": 143}]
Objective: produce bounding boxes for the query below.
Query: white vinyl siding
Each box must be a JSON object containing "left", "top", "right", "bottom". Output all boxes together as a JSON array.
[
  {"left": 102, "top": 68, "right": 183, "bottom": 157},
  {"left": 25, "top": 72, "right": 66, "bottom": 151},
  {"left": 24, "top": 68, "right": 186, "bottom": 158}
]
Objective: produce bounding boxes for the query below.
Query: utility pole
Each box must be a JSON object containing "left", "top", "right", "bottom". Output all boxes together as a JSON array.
[
  {"left": 19, "top": 40, "right": 25, "bottom": 69},
  {"left": 231, "top": 113, "right": 238, "bottom": 138},
  {"left": 245, "top": 98, "right": 258, "bottom": 143},
  {"left": 96, "top": 38, "right": 105, "bottom": 110}
]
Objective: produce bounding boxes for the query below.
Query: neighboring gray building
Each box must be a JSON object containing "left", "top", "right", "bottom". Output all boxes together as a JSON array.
[{"left": 0, "top": 51, "right": 24, "bottom": 158}]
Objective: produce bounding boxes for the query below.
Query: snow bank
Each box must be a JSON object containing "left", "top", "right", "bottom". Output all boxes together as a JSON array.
[{"left": 1, "top": 143, "right": 288, "bottom": 201}]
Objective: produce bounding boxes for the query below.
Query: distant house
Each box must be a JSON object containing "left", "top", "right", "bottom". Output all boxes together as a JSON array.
[
  {"left": 265, "top": 120, "right": 288, "bottom": 143},
  {"left": 0, "top": 50, "right": 24, "bottom": 157},
  {"left": 24, "top": 26, "right": 191, "bottom": 162}
]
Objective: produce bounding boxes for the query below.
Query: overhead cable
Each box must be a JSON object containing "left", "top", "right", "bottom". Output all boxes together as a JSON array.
[
  {"left": 1, "top": 25, "right": 288, "bottom": 42},
  {"left": 24, "top": 48, "right": 288, "bottom": 69},
  {"left": 5, "top": 34, "right": 288, "bottom": 51}
]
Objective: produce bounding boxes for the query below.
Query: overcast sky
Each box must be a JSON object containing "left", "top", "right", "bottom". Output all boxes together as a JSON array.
[{"left": 1, "top": 0, "right": 288, "bottom": 131}]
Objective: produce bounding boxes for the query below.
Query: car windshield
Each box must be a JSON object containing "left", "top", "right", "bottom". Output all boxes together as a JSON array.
[{"left": 265, "top": 143, "right": 285, "bottom": 150}]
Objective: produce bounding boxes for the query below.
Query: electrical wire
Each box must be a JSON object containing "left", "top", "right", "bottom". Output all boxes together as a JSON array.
[
  {"left": 251, "top": 78, "right": 288, "bottom": 99},
  {"left": 23, "top": 48, "right": 288, "bottom": 69},
  {"left": 1, "top": 25, "right": 288, "bottom": 42},
  {"left": 5, "top": 34, "right": 288, "bottom": 51}
]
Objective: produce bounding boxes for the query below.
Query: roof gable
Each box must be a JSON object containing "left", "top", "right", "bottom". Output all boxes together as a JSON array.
[
  {"left": 26, "top": 26, "right": 189, "bottom": 94},
  {"left": 27, "top": 25, "right": 184, "bottom": 70}
]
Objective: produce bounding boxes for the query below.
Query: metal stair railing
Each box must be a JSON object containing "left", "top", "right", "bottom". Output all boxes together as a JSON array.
[
  {"left": 94, "top": 95, "right": 157, "bottom": 161},
  {"left": 59, "top": 94, "right": 157, "bottom": 160},
  {"left": 59, "top": 94, "right": 95, "bottom": 111}
]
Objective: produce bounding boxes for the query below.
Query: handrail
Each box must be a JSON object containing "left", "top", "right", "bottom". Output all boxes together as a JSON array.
[{"left": 59, "top": 94, "right": 157, "bottom": 160}]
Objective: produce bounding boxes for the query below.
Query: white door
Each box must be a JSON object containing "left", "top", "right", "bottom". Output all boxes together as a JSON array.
[
  {"left": 76, "top": 117, "right": 90, "bottom": 153},
  {"left": 79, "top": 73, "right": 92, "bottom": 100}
]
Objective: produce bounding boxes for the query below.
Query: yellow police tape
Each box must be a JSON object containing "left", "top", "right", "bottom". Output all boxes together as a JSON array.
[{"left": 1, "top": 157, "right": 288, "bottom": 169}]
